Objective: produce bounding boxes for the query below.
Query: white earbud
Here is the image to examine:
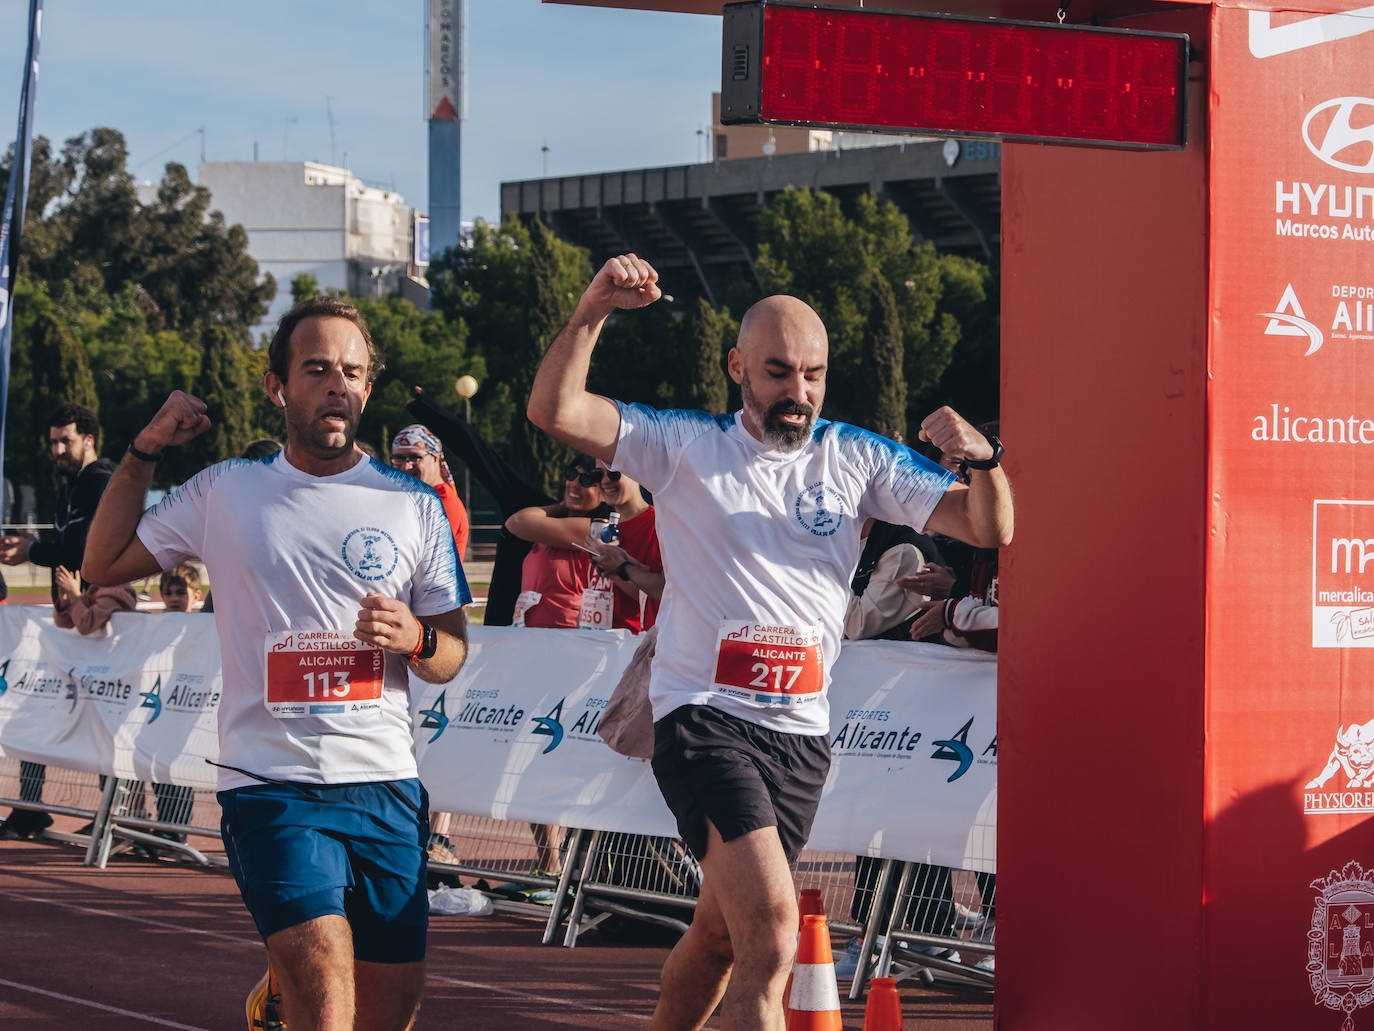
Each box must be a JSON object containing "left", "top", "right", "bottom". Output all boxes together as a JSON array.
[{"left": 275, "top": 390, "right": 286, "bottom": 407}]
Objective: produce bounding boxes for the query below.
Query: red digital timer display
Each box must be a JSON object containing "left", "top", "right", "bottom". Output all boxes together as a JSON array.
[{"left": 721, "top": 2, "right": 1189, "bottom": 150}]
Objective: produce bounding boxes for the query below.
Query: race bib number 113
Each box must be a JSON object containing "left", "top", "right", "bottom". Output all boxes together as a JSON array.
[{"left": 264, "top": 631, "right": 384, "bottom": 719}]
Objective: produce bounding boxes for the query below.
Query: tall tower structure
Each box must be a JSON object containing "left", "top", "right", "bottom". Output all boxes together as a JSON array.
[{"left": 426, "top": 0, "right": 466, "bottom": 260}]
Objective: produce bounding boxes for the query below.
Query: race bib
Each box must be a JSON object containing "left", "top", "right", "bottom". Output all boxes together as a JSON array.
[
  {"left": 578, "top": 576, "right": 615, "bottom": 630},
  {"left": 264, "top": 631, "right": 385, "bottom": 719},
  {"left": 712, "top": 620, "right": 824, "bottom": 708},
  {"left": 512, "top": 591, "right": 542, "bottom": 628}
]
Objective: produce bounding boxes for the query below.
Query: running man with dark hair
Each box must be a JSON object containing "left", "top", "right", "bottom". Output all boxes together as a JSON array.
[{"left": 84, "top": 299, "right": 471, "bottom": 1031}]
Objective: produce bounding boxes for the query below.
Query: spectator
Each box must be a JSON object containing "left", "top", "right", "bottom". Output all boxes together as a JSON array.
[
  {"left": 844, "top": 519, "right": 943, "bottom": 641},
  {"left": 504, "top": 455, "right": 611, "bottom": 629},
  {"left": 511, "top": 461, "right": 665, "bottom": 632},
  {"left": 502, "top": 454, "right": 614, "bottom": 896},
  {"left": 159, "top": 563, "right": 202, "bottom": 612},
  {"left": 0, "top": 403, "right": 116, "bottom": 840},
  {"left": 391, "top": 424, "right": 469, "bottom": 562},
  {"left": 149, "top": 564, "right": 204, "bottom": 844},
  {"left": 241, "top": 439, "right": 283, "bottom": 461},
  {"left": 52, "top": 564, "right": 137, "bottom": 635},
  {"left": 406, "top": 387, "right": 553, "bottom": 626}
]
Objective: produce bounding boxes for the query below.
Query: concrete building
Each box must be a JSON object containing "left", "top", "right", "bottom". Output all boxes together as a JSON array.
[{"left": 195, "top": 161, "right": 429, "bottom": 338}]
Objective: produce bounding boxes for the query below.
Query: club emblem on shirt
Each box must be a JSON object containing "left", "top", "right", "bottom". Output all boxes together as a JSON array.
[
  {"left": 794, "top": 481, "right": 845, "bottom": 537},
  {"left": 341, "top": 526, "right": 399, "bottom": 582}
]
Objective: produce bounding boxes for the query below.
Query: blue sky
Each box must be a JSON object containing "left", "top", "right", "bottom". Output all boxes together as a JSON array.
[{"left": 0, "top": 1, "right": 722, "bottom": 223}]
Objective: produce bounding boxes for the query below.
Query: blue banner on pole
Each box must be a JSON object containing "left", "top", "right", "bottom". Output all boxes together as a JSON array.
[{"left": 0, "top": 0, "right": 44, "bottom": 518}]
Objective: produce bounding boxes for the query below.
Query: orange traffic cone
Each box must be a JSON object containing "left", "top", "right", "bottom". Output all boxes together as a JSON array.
[
  {"left": 786, "top": 914, "right": 843, "bottom": 1031},
  {"left": 862, "top": 976, "right": 903, "bottom": 1031},
  {"left": 785, "top": 888, "right": 827, "bottom": 1007}
]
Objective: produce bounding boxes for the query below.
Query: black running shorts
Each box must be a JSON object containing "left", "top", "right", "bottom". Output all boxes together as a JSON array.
[{"left": 651, "top": 703, "right": 831, "bottom": 864}]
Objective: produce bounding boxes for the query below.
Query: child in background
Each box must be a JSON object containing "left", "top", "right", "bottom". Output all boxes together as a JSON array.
[
  {"left": 159, "top": 564, "right": 202, "bottom": 612},
  {"left": 53, "top": 565, "right": 137, "bottom": 635},
  {"left": 149, "top": 563, "right": 204, "bottom": 845}
]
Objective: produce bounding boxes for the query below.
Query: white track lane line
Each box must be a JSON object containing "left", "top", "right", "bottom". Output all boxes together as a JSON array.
[
  {"left": 0, "top": 977, "right": 212, "bottom": 1031},
  {"left": 0, "top": 888, "right": 258, "bottom": 943},
  {"left": 0, "top": 888, "right": 655, "bottom": 1023},
  {"left": 424, "top": 971, "right": 653, "bottom": 1022}
]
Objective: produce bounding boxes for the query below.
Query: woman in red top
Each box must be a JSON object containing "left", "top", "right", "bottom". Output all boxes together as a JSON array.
[
  {"left": 505, "top": 455, "right": 614, "bottom": 628},
  {"left": 507, "top": 460, "right": 664, "bottom": 632}
]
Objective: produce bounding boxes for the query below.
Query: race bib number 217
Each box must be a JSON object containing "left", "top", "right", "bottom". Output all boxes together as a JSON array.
[{"left": 712, "top": 620, "right": 824, "bottom": 708}]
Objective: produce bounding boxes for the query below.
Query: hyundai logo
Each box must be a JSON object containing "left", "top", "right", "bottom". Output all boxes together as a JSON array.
[{"left": 1303, "top": 97, "right": 1374, "bottom": 174}]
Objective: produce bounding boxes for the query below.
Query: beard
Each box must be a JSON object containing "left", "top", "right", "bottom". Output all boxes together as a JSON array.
[
  {"left": 285, "top": 403, "right": 359, "bottom": 459},
  {"left": 54, "top": 454, "right": 85, "bottom": 477},
  {"left": 741, "top": 369, "right": 816, "bottom": 452}
]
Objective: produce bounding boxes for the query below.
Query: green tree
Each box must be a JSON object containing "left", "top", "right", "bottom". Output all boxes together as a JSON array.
[
  {"left": 290, "top": 273, "right": 319, "bottom": 304},
  {"left": 748, "top": 187, "right": 946, "bottom": 438},
  {"left": 860, "top": 273, "right": 907, "bottom": 440},
  {"left": 348, "top": 293, "right": 478, "bottom": 460},
  {"left": 189, "top": 326, "right": 253, "bottom": 469},
  {"left": 684, "top": 298, "right": 730, "bottom": 413},
  {"left": 924, "top": 255, "right": 999, "bottom": 424},
  {"left": 2, "top": 128, "right": 274, "bottom": 341},
  {"left": 430, "top": 215, "right": 591, "bottom": 494}
]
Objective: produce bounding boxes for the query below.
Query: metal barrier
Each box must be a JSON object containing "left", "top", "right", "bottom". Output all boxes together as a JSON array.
[
  {"left": 2, "top": 761, "right": 995, "bottom": 996},
  {"left": 0, "top": 758, "right": 224, "bottom": 867}
]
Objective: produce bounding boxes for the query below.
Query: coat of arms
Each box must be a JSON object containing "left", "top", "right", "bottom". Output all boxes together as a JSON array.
[{"left": 1310, "top": 861, "right": 1374, "bottom": 1030}]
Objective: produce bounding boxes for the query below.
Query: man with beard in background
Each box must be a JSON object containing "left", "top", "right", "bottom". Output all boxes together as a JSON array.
[
  {"left": 527, "top": 254, "right": 1013, "bottom": 1031},
  {"left": 0, "top": 403, "right": 116, "bottom": 840}
]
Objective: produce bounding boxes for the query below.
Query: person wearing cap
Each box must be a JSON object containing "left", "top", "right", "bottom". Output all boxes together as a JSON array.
[{"left": 391, "top": 424, "right": 469, "bottom": 562}]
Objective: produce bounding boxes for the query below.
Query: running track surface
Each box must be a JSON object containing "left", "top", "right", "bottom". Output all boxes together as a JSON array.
[{"left": 0, "top": 836, "right": 994, "bottom": 1030}]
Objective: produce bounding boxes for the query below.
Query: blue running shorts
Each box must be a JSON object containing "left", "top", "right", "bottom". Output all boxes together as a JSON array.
[{"left": 218, "top": 778, "right": 430, "bottom": 963}]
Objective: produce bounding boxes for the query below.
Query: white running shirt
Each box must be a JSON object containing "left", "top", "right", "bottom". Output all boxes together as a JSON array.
[
  {"left": 613, "top": 404, "right": 956, "bottom": 735},
  {"left": 137, "top": 451, "right": 469, "bottom": 790}
]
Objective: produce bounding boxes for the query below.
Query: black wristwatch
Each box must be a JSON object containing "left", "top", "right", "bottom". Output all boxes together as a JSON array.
[
  {"left": 959, "top": 434, "right": 1003, "bottom": 477},
  {"left": 409, "top": 622, "right": 438, "bottom": 664}
]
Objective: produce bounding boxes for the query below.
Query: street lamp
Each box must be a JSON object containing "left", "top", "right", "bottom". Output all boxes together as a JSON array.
[{"left": 454, "top": 375, "right": 479, "bottom": 513}]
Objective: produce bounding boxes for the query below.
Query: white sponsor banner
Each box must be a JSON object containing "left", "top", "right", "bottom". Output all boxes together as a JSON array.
[
  {"left": 0, "top": 612, "right": 996, "bottom": 870},
  {"left": 0, "top": 610, "right": 221, "bottom": 788}
]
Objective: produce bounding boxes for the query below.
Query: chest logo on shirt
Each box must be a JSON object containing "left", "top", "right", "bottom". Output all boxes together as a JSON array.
[
  {"left": 341, "top": 526, "right": 399, "bottom": 582},
  {"left": 794, "top": 481, "right": 845, "bottom": 537}
]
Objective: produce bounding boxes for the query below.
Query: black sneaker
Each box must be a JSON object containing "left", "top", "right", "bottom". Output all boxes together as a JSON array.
[{"left": 0, "top": 812, "right": 53, "bottom": 839}]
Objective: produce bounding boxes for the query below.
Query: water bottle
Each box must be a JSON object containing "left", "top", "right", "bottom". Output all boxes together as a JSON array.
[{"left": 600, "top": 511, "right": 622, "bottom": 546}]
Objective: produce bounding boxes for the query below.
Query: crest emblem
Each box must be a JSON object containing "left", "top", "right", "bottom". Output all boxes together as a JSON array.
[
  {"left": 341, "top": 526, "right": 399, "bottom": 582},
  {"left": 794, "top": 481, "right": 845, "bottom": 537},
  {"left": 1309, "top": 861, "right": 1374, "bottom": 1030}
]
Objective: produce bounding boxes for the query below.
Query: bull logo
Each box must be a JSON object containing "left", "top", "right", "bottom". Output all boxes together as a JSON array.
[{"left": 1308, "top": 721, "right": 1374, "bottom": 791}]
